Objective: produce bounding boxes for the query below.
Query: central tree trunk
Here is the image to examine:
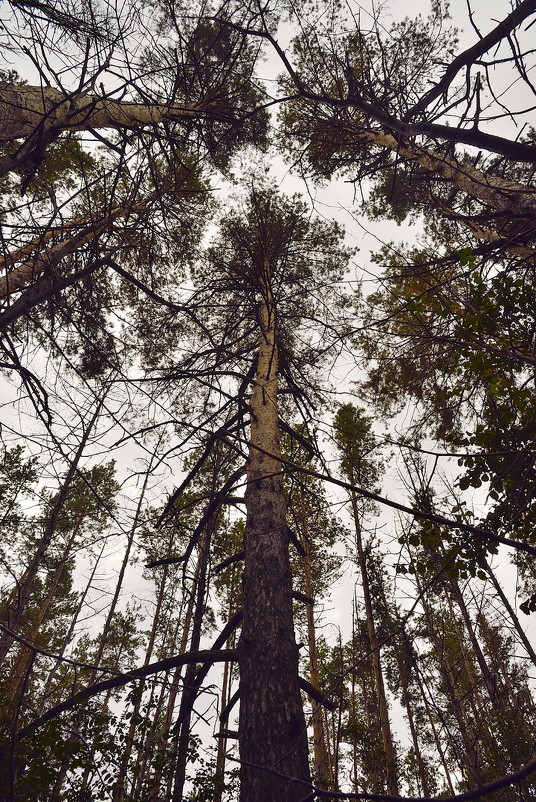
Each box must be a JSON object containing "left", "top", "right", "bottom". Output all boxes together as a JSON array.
[{"left": 238, "top": 264, "right": 311, "bottom": 802}]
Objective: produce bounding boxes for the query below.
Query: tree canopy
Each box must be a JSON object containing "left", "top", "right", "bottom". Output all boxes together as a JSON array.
[{"left": 0, "top": 0, "right": 535, "bottom": 800}]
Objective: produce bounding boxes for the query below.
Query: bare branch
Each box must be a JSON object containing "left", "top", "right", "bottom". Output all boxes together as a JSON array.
[{"left": 404, "top": 0, "right": 536, "bottom": 120}]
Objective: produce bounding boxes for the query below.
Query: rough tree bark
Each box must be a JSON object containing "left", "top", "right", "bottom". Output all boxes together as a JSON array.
[{"left": 238, "top": 259, "right": 311, "bottom": 801}]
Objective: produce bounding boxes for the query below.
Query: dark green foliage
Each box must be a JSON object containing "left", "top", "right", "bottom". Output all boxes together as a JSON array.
[
  {"left": 333, "top": 404, "right": 383, "bottom": 490},
  {"left": 0, "top": 445, "right": 38, "bottom": 556}
]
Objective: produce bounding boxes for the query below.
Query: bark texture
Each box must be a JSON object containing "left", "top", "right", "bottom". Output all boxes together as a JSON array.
[
  {"left": 238, "top": 266, "right": 310, "bottom": 801},
  {"left": 0, "top": 84, "right": 210, "bottom": 142}
]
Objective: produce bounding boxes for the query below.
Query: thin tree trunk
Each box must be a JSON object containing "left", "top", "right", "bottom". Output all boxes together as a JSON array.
[
  {"left": 397, "top": 632, "right": 431, "bottom": 797},
  {"left": 420, "top": 593, "right": 482, "bottom": 785},
  {"left": 413, "top": 660, "right": 456, "bottom": 796},
  {"left": 48, "top": 682, "right": 114, "bottom": 801},
  {"left": 333, "top": 634, "right": 344, "bottom": 791},
  {"left": 79, "top": 468, "right": 151, "bottom": 794},
  {"left": 348, "top": 487, "right": 399, "bottom": 796},
  {"left": 214, "top": 559, "right": 241, "bottom": 802},
  {"left": 111, "top": 563, "right": 170, "bottom": 802},
  {"left": 6, "top": 524, "right": 84, "bottom": 704},
  {"left": 171, "top": 521, "right": 212, "bottom": 802},
  {"left": 148, "top": 583, "right": 197, "bottom": 801},
  {"left": 448, "top": 596, "right": 491, "bottom": 731},
  {"left": 214, "top": 646, "right": 232, "bottom": 802},
  {"left": 130, "top": 677, "right": 164, "bottom": 801},
  {"left": 445, "top": 569, "right": 502, "bottom": 707},
  {"left": 37, "top": 542, "right": 106, "bottom": 716},
  {"left": 349, "top": 599, "right": 359, "bottom": 793},
  {"left": 299, "top": 504, "right": 333, "bottom": 792},
  {"left": 372, "top": 565, "right": 429, "bottom": 796},
  {"left": 0, "top": 398, "right": 104, "bottom": 665},
  {"left": 484, "top": 560, "right": 536, "bottom": 666}
]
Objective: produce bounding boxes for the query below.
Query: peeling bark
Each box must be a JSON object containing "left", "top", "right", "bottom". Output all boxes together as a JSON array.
[{"left": 0, "top": 84, "right": 215, "bottom": 143}]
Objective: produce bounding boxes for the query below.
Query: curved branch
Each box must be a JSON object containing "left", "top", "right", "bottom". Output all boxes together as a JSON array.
[
  {"left": 219, "top": 688, "right": 240, "bottom": 723},
  {"left": 216, "top": 15, "right": 536, "bottom": 163},
  {"left": 16, "top": 648, "right": 238, "bottom": 738},
  {"left": 404, "top": 0, "right": 536, "bottom": 121},
  {"left": 292, "top": 591, "right": 314, "bottom": 606},
  {"left": 172, "top": 610, "right": 244, "bottom": 732},
  {"left": 299, "top": 678, "right": 337, "bottom": 712},
  {"left": 0, "top": 620, "right": 125, "bottom": 677},
  {"left": 214, "top": 551, "right": 245, "bottom": 574},
  {"left": 219, "top": 678, "right": 336, "bottom": 726},
  {"left": 0, "top": 259, "right": 105, "bottom": 330},
  {"left": 343, "top": 81, "right": 536, "bottom": 160}
]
